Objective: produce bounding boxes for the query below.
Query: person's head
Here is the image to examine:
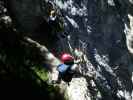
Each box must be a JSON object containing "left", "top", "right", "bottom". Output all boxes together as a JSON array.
[
  {"left": 60, "top": 53, "right": 74, "bottom": 65},
  {"left": 0, "top": 16, "right": 12, "bottom": 28},
  {"left": 50, "top": 10, "right": 56, "bottom": 17}
]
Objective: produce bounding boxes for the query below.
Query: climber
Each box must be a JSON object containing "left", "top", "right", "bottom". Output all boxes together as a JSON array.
[
  {"left": 56, "top": 53, "right": 81, "bottom": 84},
  {"left": 48, "top": 9, "right": 64, "bottom": 38},
  {"left": 48, "top": 10, "right": 57, "bottom": 21},
  {"left": 48, "top": 10, "right": 58, "bottom": 29}
]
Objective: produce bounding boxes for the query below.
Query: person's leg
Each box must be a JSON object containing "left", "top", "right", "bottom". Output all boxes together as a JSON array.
[{"left": 56, "top": 73, "right": 62, "bottom": 83}]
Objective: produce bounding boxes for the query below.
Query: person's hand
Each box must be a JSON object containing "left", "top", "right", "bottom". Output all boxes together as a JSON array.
[
  {"left": 74, "top": 59, "right": 82, "bottom": 64},
  {"left": 74, "top": 48, "right": 83, "bottom": 58}
]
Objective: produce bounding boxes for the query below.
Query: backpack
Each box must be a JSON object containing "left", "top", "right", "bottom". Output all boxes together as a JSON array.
[
  {"left": 57, "top": 64, "right": 69, "bottom": 74},
  {"left": 57, "top": 64, "right": 73, "bottom": 82}
]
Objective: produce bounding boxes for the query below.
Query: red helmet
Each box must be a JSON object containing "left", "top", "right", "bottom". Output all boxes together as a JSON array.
[{"left": 61, "top": 53, "right": 74, "bottom": 63}]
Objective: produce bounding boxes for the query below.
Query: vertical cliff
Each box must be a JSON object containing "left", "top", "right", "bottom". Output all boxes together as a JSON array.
[
  {"left": 2, "top": 0, "right": 133, "bottom": 99},
  {"left": 53, "top": 0, "right": 133, "bottom": 100}
]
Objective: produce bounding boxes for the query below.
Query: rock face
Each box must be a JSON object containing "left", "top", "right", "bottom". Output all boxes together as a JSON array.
[
  {"left": 53, "top": 0, "right": 133, "bottom": 100},
  {"left": 7, "top": 0, "right": 133, "bottom": 100},
  {"left": 8, "top": 0, "right": 46, "bottom": 33}
]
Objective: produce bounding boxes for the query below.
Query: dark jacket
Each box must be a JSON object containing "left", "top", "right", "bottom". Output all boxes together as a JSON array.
[{"left": 57, "top": 64, "right": 74, "bottom": 82}]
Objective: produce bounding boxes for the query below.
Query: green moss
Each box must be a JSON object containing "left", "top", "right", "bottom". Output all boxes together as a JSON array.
[{"left": 31, "top": 66, "right": 48, "bottom": 81}]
